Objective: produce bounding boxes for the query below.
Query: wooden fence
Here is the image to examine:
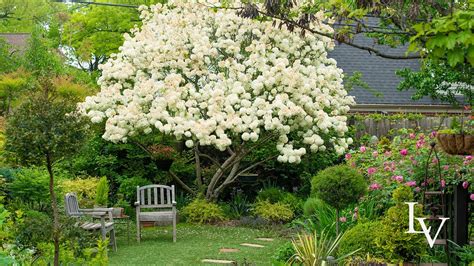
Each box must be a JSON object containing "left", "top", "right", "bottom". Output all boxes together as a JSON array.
[{"left": 350, "top": 116, "right": 458, "bottom": 139}]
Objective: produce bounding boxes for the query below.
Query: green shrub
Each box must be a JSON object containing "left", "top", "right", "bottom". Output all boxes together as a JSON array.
[
  {"left": 281, "top": 193, "right": 303, "bottom": 215},
  {"left": 303, "top": 197, "right": 325, "bottom": 217},
  {"left": 311, "top": 165, "right": 367, "bottom": 233},
  {"left": 272, "top": 241, "right": 295, "bottom": 263},
  {"left": 95, "top": 176, "right": 109, "bottom": 207},
  {"left": 16, "top": 210, "right": 52, "bottom": 248},
  {"left": 7, "top": 168, "right": 50, "bottom": 210},
  {"left": 338, "top": 221, "right": 382, "bottom": 258},
  {"left": 117, "top": 176, "right": 151, "bottom": 205},
  {"left": 257, "top": 187, "right": 303, "bottom": 215},
  {"left": 60, "top": 177, "right": 99, "bottom": 208},
  {"left": 253, "top": 200, "right": 294, "bottom": 223},
  {"left": 256, "top": 187, "right": 286, "bottom": 203},
  {"left": 182, "top": 198, "right": 226, "bottom": 224},
  {"left": 374, "top": 186, "right": 427, "bottom": 263}
]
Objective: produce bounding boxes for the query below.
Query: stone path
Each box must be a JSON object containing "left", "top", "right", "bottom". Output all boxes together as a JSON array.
[
  {"left": 219, "top": 248, "right": 239, "bottom": 253},
  {"left": 255, "top": 237, "right": 274, "bottom": 242},
  {"left": 201, "top": 259, "right": 236, "bottom": 265},
  {"left": 240, "top": 243, "right": 265, "bottom": 248}
]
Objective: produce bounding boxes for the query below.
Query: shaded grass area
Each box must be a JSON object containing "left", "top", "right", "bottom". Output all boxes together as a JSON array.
[{"left": 109, "top": 224, "right": 286, "bottom": 265}]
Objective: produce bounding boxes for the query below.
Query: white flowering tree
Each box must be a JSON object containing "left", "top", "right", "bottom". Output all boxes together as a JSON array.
[{"left": 80, "top": 1, "right": 355, "bottom": 201}]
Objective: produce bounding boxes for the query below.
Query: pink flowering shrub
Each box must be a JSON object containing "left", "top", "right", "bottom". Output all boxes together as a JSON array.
[{"left": 346, "top": 130, "right": 473, "bottom": 208}]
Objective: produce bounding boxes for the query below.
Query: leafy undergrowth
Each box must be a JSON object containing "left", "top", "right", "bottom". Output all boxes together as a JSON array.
[{"left": 109, "top": 224, "right": 286, "bottom": 265}]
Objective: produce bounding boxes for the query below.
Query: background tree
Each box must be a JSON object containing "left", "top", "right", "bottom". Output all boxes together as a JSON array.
[{"left": 61, "top": 0, "right": 163, "bottom": 72}]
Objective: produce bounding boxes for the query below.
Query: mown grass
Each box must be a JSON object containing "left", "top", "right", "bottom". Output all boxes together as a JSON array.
[{"left": 109, "top": 224, "right": 286, "bottom": 265}]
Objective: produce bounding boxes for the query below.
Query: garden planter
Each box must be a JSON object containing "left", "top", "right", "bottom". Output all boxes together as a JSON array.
[
  {"left": 437, "top": 133, "right": 474, "bottom": 155},
  {"left": 141, "top": 221, "right": 155, "bottom": 227},
  {"left": 155, "top": 159, "right": 173, "bottom": 171},
  {"left": 112, "top": 207, "right": 124, "bottom": 218}
]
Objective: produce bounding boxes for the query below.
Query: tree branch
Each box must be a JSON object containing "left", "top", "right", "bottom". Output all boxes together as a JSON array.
[{"left": 169, "top": 170, "right": 195, "bottom": 195}]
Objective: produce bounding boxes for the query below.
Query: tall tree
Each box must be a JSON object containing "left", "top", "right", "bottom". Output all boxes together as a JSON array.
[
  {"left": 81, "top": 2, "right": 354, "bottom": 201},
  {"left": 61, "top": 0, "right": 163, "bottom": 72}
]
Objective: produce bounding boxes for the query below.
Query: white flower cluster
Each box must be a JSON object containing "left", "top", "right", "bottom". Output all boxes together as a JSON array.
[{"left": 80, "top": 1, "right": 355, "bottom": 163}]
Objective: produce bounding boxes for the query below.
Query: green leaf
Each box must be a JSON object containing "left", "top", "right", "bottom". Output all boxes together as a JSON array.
[
  {"left": 467, "top": 45, "right": 474, "bottom": 66},
  {"left": 447, "top": 49, "right": 464, "bottom": 67}
]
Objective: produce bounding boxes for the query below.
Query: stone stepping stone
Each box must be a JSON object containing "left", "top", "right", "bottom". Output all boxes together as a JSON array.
[
  {"left": 240, "top": 243, "right": 265, "bottom": 248},
  {"left": 255, "top": 238, "right": 274, "bottom": 242},
  {"left": 219, "top": 248, "right": 240, "bottom": 253},
  {"left": 201, "top": 259, "right": 236, "bottom": 265}
]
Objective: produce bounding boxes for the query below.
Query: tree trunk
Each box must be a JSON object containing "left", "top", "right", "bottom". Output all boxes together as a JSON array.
[{"left": 46, "top": 154, "right": 60, "bottom": 266}]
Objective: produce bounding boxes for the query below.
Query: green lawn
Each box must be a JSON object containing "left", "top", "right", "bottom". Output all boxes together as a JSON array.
[{"left": 109, "top": 224, "right": 286, "bottom": 265}]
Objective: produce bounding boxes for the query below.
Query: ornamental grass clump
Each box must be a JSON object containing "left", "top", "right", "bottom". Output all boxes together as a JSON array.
[
  {"left": 80, "top": 1, "right": 354, "bottom": 201},
  {"left": 311, "top": 165, "right": 367, "bottom": 234}
]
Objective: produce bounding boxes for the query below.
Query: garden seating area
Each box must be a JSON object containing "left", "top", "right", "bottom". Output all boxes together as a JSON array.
[{"left": 0, "top": 0, "right": 473, "bottom": 265}]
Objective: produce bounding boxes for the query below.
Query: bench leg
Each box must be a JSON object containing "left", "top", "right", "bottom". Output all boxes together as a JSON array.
[
  {"left": 136, "top": 218, "right": 141, "bottom": 243},
  {"left": 111, "top": 228, "right": 117, "bottom": 251},
  {"left": 173, "top": 216, "right": 176, "bottom": 243}
]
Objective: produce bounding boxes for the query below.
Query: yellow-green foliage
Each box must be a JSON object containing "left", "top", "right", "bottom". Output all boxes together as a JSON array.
[
  {"left": 60, "top": 177, "right": 99, "bottom": 208},
  {"left": 182, "top": 198, "right": 226, "bottom": 224},
  {"left": 254, "top": 200, "right": 294, "bottom": 223},
  {"left": 52, "top": 76, "right": 93, "bottom": 101}
]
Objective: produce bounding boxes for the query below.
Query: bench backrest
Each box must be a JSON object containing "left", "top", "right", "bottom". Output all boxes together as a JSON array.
[
  {"left": 64, "top": 192, "right": 82, "bottom": 217},
  {"left": 136, "top": 185, "right": 175, "bottom": 208}
]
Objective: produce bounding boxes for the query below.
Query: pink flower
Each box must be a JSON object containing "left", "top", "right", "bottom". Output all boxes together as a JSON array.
[
  {"left": 421, "top": 181, "right": 426, "bottom": 187},
  {"left": 470, "top": 194, "right": 474, "bottom": 201},
  {"left": 372, "top": 151, "right": 378, "bottom": 158},
  {"left": 411, "top": 160, "right": 418, "bottom": 166},
  {"left": 432, "top": 158, "right": 438, "bottom": 164},
  {"left": 367, "top": 167, "right": 377, "bottom": 175},
  {"left": 430, "top": 131, "right": 437, "bottom": 138},
  {"left": 345, "top": 153, "right": 352, "bottom": 160},
  {"left": 405, "top": 181, "right": 416, "bottom": 187},
  {"left": 392, "top": 175, "right": 404, "bottom": 182},
  {"left": 462, "top": 181, "right": 469, "bottom": 189},
  {"left": 369, "top": 183, "right": 382, "bottom": 190},
  {"left": 416, "top": 140, "right": 424, "bottom": 149},
  {"left": 441, "top": 179, "right": 446, "bottom": 188},
  {"left": 409, "top": 133, "right": 416, "bottom": 139},
  {"left": 415, "top": 187, "right": 421, "bottom": 192},
  {"left": 400, "top": 149, "right": 408, "bottom": 156},
  {"left": 466, "top": 155, "right": 473, "bottom": 161},
  {"left": 443, "top": 165, "right": 449, "bottom": 170},
  {"left": 339, "top": 216, "right": 347, "bottom": 222},
  {"left": 359, "top": 146, "right": 367, "bottom": 153},
  {"left": 384, "top": 151, "right": 392, "bottom": 157}
]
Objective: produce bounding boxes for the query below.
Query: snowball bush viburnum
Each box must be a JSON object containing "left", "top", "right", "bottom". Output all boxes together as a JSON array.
[{"left": 80, "top": 1, "right": 355, "bottom": 163}]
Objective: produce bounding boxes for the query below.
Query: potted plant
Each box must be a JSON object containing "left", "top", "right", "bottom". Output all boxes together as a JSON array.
[
  {"left": 94, "top": 176, "right": 109, "bottom": 208},
  {"left": 437, "top": 110, "right": 473, "bottom": 155},
  {"left": 112, "top": 193, "right": 127, "bottom": 218},
  {"left": 148, "top": 144, "right": 177, "bottom": 171}
]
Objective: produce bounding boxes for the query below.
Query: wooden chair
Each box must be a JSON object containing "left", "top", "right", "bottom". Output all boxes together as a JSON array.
[
  {"left": 64, "top": 193, "right": 117, "bottom": 251},
  {"left": 135, "top": 185, "right": 176, "bottom": 242}
]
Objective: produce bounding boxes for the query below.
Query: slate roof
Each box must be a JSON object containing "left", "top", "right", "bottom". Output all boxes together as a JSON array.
[{"left": 329, "top": 35, "right": 450, "bottom": 106}]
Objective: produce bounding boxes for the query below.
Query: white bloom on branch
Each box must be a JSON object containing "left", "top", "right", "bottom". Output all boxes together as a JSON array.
[{"left": 80, "top": 0, "right": 355, "bottom": 163}]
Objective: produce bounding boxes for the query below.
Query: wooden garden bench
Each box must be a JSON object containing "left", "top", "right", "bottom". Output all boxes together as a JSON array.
[
  {"left": 135, "top": 184, "right": 177, "bottom": 242},
  {"left": 64, "top": 193, "right": 117, "bottom": 251}
]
